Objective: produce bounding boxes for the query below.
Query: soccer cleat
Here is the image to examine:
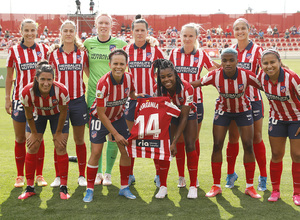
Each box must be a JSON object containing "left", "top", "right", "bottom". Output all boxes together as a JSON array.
[
  {"left": 128, "top": 175, "right": 136, "bottom": 186},
  {"left": 257, "top": 176, "right": 267, "bottom": 191},
  {"left": 94, "top": 173, "right": 103, "bottom": 185},
  {"left": 206, "top": 185, "right": 222, "bottom": 197},
  {"left": 177, "top": 176, "right": 186, "bottom": 188},
  {"left": 119, "top": 187, "right": 136, "bottom": 199},
  {"left": 268, "top": 191, "right": 280, "bottom": 202},
  {"left": 293, "top": 194, "right": 300, "bottom": 206},
  {"left": 78, "top": 176, "right": 87, "bottom": 187},
  {"left": 154, "top": 175, "right": 161, "bottom": 188},
  {"left": 60, "top": 185, "right": 70, "bottom": 200},
  {"left": 50, "top": 177, "right": 61, "bottom": 187},
  {"left": 83, "top": 189, "right": 94, "bottom": 202},
  {"left": 245, "top": 186, "right": 261, "bottom": 199},
  {"left": 187, "top": 186, "right": 198, "bottom": 199},
  {"left": 155, "top": 186, "right": 167, "bottom": 199},
  {"left": 36, "top": 175, "right": 48, "bottom": 187},
  {"left": 18, "top": 186, "right": 36, "bottom": 199},
  {"left": 102, "top": 173, "right": 112, "bottom": 186},
  {"left": 14, "top": 176, "right": 25, "bottom": 188},
  {"left": 225, "top": 172, "right": 238, "bottom": 189}
]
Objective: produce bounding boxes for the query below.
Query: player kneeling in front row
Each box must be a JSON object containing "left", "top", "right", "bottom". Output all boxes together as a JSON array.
[
  {"left": 18, "top": 61, "right": 70, "bottom": 200},
  {"left": 193, "top": 48, "right": 262, "bottom": 199},
  {"left": 83, "top": 49, "right": 140, "bottom": 202}
]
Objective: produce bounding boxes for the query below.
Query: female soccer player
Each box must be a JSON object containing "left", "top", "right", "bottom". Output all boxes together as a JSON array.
[
  {"left": 48, "top": 20, "right": 89, "bottom": 187},
  {"left": 123, "top": 15, "right": 165, "bottom": 186},
  {"left": 169, "top": 23, "right": 216, "bottom": 188},
  {"left": 257, "top": 49, "right": 300, "bottom": 206},
  {"left": 196, "top": 48, "right": 261, "bottom": 199},
  {"left": 153, "top": 59, "right": 199, "bottom": 199},
  {"left": 5, "top": 19, "right": 48, "bottom": 188},
  {"left": 84, "top": 14, "right": 127, "bottom": 186},
  {"left": 83, "top": 49, "right": 139, "bottom": 202},
  {"left": 18, "top": 61, "right": 70, "bottom": 200},
  {"left": 226, "top": 18, "right": 267, "bottom": 191}
]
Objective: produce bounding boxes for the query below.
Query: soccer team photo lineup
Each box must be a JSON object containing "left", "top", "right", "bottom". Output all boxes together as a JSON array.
[{"left": 1, "top": 7, "right": 300, "bottom": 217}]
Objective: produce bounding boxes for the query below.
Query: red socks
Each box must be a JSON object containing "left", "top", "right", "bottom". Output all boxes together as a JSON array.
[
  {"left": 57, "top": 153, "right": 69, "bottom": 186},
  {"left": 25, "top": 153, "right": 37, "bottom": 186},
  {"left": 253, "top": 140, "right": 267, "bottom": 177},
  {"left": 187, "top": 150, "right": 198, "bottom": 187},
  {"left": 36, "top": 140, "right": 45, "bottom": 176},
  {"left": 76, "top": 143, "right": 87, "bottom": 177},
  {"left": 15, "top": 141, "right": 26, "bottom": 176},
  {"left": 270, "top": 160, "right": 282, "bottom": 192},
  {"left": 212, "top": 162, "right": 222, "bottom": 185},
  {"left": 158, "top": 160, "right": 170, "bottom": 187},
  {"left": 53, "top": 149, "right": 59, "bottom": 177},
  {"left": 226, "top": 142, "right": 239, "bottom": 175},
  {"left": 244, "top": 162, "right": 255, "bottom": 184},
  {"left": 86, "top": 164, "right": 98, "bottom": 189},
  {"left": 154, "top": 159, "right": 160, "bottom": 176},
  {"left": 292, "top": 162, "right": 300, "bottom": 195},
  {"left": 175, "top": 142, "right": 185, "bottom": 177},
  {"left": 120, "top": 165, "right": 130, "bottom": 186}
]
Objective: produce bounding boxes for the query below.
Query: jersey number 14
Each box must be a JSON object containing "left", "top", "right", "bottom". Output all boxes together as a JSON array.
[{"left": 136, "top": 113, "right": 161, "bottom": 139}]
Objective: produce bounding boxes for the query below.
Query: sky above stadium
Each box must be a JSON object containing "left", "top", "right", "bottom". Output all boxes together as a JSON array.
[{"left": 1, "top": 0, "right": 299, "bottom": 15}]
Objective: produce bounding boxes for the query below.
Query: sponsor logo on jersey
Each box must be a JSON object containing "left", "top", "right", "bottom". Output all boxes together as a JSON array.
[
  {"left": 220, "top": 92, "right": 244, "bottom": 99},
  {"left": 37, "top": 51, "right": 42, "bottom": 58},
  {"left": 106, "top": 97, "right": 128, "bottom": 107},
  {"left": 20, "top": 62, "right": 37, "bottom": 71},
  {"left": 246, "top": 53, "right": 252, "bottom": 60},
  {"left": 186, "top": 95, "right": 193, "bottom": 104},
  {"left": 280, "top": 86, "right": 286, "bottom": 93},
  {"left": 128, "top": 61, "right": 152, "bottom": 68},
  {"left": 146, "top": 52, "right": 152, "bottom": 59},
  {"left": 136, "top": 139, "right": 160, "bottom": 148},
  {"left": 91, "top": 53, "right": 109, "bottom": 60},
  {"left": 77, "top": 55, "right": 82, "bottom": 61},
  {"left": 265, "top": 93, "right": 290, "bottom": 101},
  {"left": 109, "top": 45, "right": 116, "bottom": 52},
  {"left": 52, "top": 99, "right": 58, "bottom": 105},
  {"left": 237, "top": 62, "right": 251, "bottom": 70},
  {"left": 238, "top": 84, "right": 244, "bottom": 91},
  {"left": 58, "top": 63, "right": 82, "bottom": 71},
  {"left": 175, "top": 66, "right": 198, "bottom": 74},
  {"left": 36, "top": 106, "right": 56, "bottom": 111}
]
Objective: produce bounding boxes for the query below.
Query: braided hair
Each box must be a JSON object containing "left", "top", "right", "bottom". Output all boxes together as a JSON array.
[{"left": 153, "top": 59, "right": 183, "bottom": 96}]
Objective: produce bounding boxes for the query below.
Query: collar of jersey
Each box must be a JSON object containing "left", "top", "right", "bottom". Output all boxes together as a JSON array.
[
  {"left": 110, "top": 72, "right": 124, "bottom": 85},
  {"left": 180, "top": 47, "right": 197, "bottom": 55},
  {"left": 36, "top": 85, "right": 55, "bottom": 97},
  {"left": 134, "top": 42, "right": 147, "bottom": 49},
  {"left": 223, "top": 67, "right": 238, "bottom": 80},
  {"left": 20, "top": 42, "right": 36, "bottom": 50},
  {"left": 97, "top": 36, "right": 111, "bottom": 43},
  {"left": 235, "top": 40, "right": 253, "bottom": 52},
  {"left": 264, "top": 67, "right": 284, "bottom": 82},
  {"left": 59, "top": 44, "right": 78, "bottom": 53}
]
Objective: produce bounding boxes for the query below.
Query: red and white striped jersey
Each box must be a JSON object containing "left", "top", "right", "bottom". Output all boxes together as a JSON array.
[
  {"left": 169, "top": 47, "right": 214, "bottom": 103},
  {"left": 154, "top": 79, "right": 196, "bottom": 114},
  {"left": 257, "top": 67, "right": 300, "bottom": 121},
  {"left": 6, "top": 42, "right": 49, "bottom": 101},
  {"left": 233, "top": 41, "right": 263, "bottom": 101},
  {"left": 20, "top": 81, "right": 70, "bottom": 116},
  {"left": 49, "top": 46, "right": 88, "bottom": 100},
  {"left": 90, "top": 72, "right": 135, "bottom": 122},
  {"left": 127, "top": 97, "right": 181, "bottom": 161},
  {"left": 123, "top": 42, "right": 164, "bottom": 95},
  {"left": 201, "top": 67, "right": 261, "bottom": 113}
]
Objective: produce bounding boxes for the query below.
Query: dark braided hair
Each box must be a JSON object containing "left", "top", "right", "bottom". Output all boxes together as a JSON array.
[
  {"left": 153, "top": 59, "right": 183, "bottom": 96},
  {"left": 33, "top": 60, "right": 54, "bottom": 96}
]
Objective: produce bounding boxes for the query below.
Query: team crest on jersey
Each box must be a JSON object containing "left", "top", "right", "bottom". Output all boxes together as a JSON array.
[
  {"left": 110, "top": 45, "right": 116, "bottom": 52},
  {"left": 238, "top": 84, "right": 244, "bottom": 91},
  {"left": 77, "top": 55, "right": 82, "bottom": 61},
  {"left": 91, "top": 131, "right": 97, "bottom": 139},
  {"left": 269, "top": 124, "right": 273, "bottom": 132},
  {"left": 52, "top": 99, "right": 58, "bottom": 105},
  {"left": 96, "top": 90, "right": 104, "bottom": 98},
  {"left": 214, "top": 113, "right": 219, "bottom": 120},
  {"left": 146, "top": 52, "right": 152, "bottom": 59},
  {"left": 37, "top": 51, "right": 42, "bottom": 58},
  {"left": 194, "top": 57, "right": 199, "bottom": 63},
  {"left": 13, "top": 110, "right": 19, "bottom": 117},
  {"left": 246, "top": 53, "right": 252, "bottom": 60},
  {"left": 280, "top": 86, "right": 286, "bottom": 93},
  {"left": 124, "top": 88, "right": 129, "bottom": 95}
]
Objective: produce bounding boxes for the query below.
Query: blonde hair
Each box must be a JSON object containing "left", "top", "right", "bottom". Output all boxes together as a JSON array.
[
  {"left": 181, "top": 23, "right": 200, "bottom": 49},
  {"left": 94, "top": 13, "right": 115, "bottom": 29},
  {"left": 59, "top": 19, "right": 83, "bottom": 48}
]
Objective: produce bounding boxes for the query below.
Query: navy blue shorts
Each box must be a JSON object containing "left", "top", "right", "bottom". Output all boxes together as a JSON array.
[
  {"left": 68, "top": 95, "right": 88, "bottom": 126},
  {"left": 251, "top": 100, "right": 264, "bottom": 121},
  {"left": 11, "top": 100, "right": 26, "bottom": 123},
  {"left": 171, "top": 112, "right": 197, "bottom": 126},
  {"left": 26, "top": 113, "right": 70, "bottom": 134},
  {"left": 196, "top": 103, "right": 204, "bottom": 123},
  {"left": 124, "top": 99, "right": 137, "bottom": 122},
  {"left": 213, "top": 110, "right": 253, "bottom": 127},
  {"left": 268, "top": 118, "right": 300, "bottom": 139},
  {"left": 89, "top": 115, "right": 130, "bottom": 144}
]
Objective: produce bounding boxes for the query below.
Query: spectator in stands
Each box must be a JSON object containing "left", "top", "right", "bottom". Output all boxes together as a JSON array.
[
  {"left": 250, "top": 25, "right": 258, "bottom": 37},
  {"left": 211, "top": 27, "right": 216, "bottom": 35},
  {"left": 1, "top": 38, "right": 6, "bottom": 47},
  {"left": 126, "top": 24, "right": 131, "bottom": 33},
  {"left": 270, "top": 43, "right": 277, "bottom": 50},
  {"left": 166, "top": 26, "right": 172, "bottom": 37},
  {"left": 216, "top": 25, "right": 223, "bottom": 35},
  {"left": 284, "top": 29, "right": 290, "bottom": 39},
  {"left": 206, "top": 29, "right": 211, "bottom": 40},
  {"left": 225, "top": 26, "right": 232, "bottom": 38},
  {"left": 170, "top": 29, "right": 177, "bottom": 46},
  {"left": 290, "top": 25, "right": 297, "bottom": 35},
  {"left": 297, "top": 25, "right": 300, "bottom": 35},
  {"left": 43, "top": 26, "right": 48, "bottom": 36},
  {"left": 121, "top": 24, "right": 126, "bottom": 33},
  {"left": 272, "top": 26, "right": 279, "bottom": 37},
  {"left": 267, "top": 25, "right": 273, "bottom": 35},
  {"left": 4, "top": 30, "right": 10, "bottom": 39},
  {"left": 81, "top": 31, "right": 87, "bottom": 40},
  {"left": 0, "top": 24, "right": 2, "bottom": 36},
  {"left": 92, "top": 25, "right": 97, "bottom": 36},
  {"left": 157, "top": 31, "right": 166, "bottom": 48},
  {"left": 89, "top": 0, "right": 95, "bottom": 13},
  {"left": 39, "top": 33, "right": 46, "bottom": 43},
  {"left": 172, "top": 26, "right": 178, "bottom": 33},
  {"left": 258, "top": 30, "right": 264, "bottom": 39},
  {"left": 148, "top": 25, "right": 154, "bottom": 36}
]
